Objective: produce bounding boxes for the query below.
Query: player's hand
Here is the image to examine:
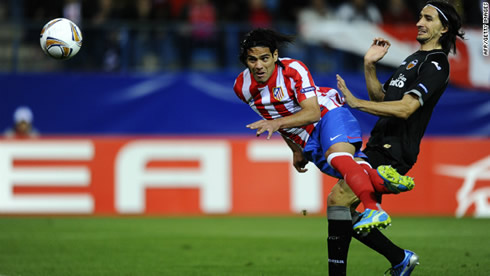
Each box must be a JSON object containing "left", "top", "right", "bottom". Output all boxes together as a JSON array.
[
  {"left": 246, "top": 119, "right": 280, "bottom": 140},
  {"left": 336, "top": 74, "right": 360, "bottom": 109},
  {"left": 293, "top": 151, "right": 308, "bottom": 173},
  {"left": 364, "top": 37, "right": 391, "bottom": 65}
]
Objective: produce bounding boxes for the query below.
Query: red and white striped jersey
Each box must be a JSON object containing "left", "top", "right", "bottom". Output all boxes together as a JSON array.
[{"left": 233, "top": 58, "right": 345, "bottom": 148}]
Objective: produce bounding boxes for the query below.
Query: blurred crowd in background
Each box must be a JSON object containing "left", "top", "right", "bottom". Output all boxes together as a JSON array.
[{"left": 0, "top": 0, "right": 483, "bottom": 73}]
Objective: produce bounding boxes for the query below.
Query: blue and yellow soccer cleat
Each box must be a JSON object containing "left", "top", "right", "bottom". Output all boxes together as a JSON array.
[
  {"left": 384, "top": 249, "right": 420, "bottom": 276},
  {"left": 353, "top": 208, "right": 391, "bottom": 233},
  {"left": 377, "top": 165, "right": 415, "bottom": 194}
]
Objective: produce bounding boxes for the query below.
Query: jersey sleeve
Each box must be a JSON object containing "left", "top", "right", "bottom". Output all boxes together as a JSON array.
[
  {"left": 285, "top": 60, "right": 317, "bottom": 103},
  {"left": 404, "top": 54, "right": 449, "bottom": 106},
  {"left": 233, "top": 72, "right": 247, "bottom": 103}
]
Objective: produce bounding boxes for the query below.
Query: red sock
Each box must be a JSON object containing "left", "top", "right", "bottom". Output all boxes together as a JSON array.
[
  {"left": 328, "top": 153, "right": 379, "bottom": 210},
  {"left": 358, "top": 162, "right": 392, "bottom": 194}
]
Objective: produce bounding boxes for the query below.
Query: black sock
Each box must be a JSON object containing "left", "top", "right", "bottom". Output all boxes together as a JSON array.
[
  {"left": 327, "top": 206, "right": 353, "bottom": 276},
  {"left": 352, "top": 211, "right": 405, "bottom": 266}
]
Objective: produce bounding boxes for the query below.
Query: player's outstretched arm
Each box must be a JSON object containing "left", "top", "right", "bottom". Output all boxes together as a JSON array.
[
  {"left": 337, "top": 74, "right": 420, "bottom": 119},
  {"left": 246, "top": 97, "right": 320, "bottom": 139}
]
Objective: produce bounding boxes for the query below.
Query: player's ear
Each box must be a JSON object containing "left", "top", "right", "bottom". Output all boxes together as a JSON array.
[
  {"left": 273, "top": 49, "right": 278, "bottom": 62},
  {"left": 440, "top": 25, "right": 448, "bottom": 36}
]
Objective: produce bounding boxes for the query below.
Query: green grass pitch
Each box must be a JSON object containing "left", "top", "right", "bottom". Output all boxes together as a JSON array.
[{"left": 0, "top": 216, "right": 488, "bottom": 275}]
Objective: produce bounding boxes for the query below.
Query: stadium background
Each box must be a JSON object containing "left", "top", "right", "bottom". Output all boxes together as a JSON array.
[
  {"left": 0, "top": 1, "right": 489, "bottom": 217},
  {"left": 1, "top": 1, "right": 490, "bottom": 275}
]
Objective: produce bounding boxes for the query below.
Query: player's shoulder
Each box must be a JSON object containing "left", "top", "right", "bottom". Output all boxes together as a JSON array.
[
  {"left": 234, "top": 68, "right": 252, "bottom": 83},
  {"left": 420, "top": 50, "right": 449, "bottom": 73},
  {"left": 422, "top": 50, "right": 449, "bottom": 65},
  {"left": 234, "top": 68, "right": 250, "bottom": 92},
  {"left": 280, "top": 58, "right": 310, "bottom": 75},
  {"left": 281, "top": 57, "right": 307, "bottom": 66},
  {"left": 235, "top": 68, "right": 249, "bottom": 80}
]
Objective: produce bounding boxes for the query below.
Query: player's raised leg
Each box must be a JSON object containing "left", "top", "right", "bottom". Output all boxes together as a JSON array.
[
  {"left": 327, "top": 148, "right": 391, "bottom": 233},
  {"left": 358, "top": 161, "right": 415, "bottom": 194}
]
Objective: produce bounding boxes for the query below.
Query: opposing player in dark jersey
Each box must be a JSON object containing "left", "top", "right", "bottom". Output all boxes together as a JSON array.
[{"left": 330, "top": 1, "right": 465, "bottom": 275}]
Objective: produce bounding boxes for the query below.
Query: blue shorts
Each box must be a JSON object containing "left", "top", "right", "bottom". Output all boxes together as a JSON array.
[{"left": 303, "top": 107, "right": 366, "bottom": 179}]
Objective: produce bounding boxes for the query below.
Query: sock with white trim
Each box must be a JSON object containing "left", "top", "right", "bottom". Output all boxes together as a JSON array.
[
  {"left": 327, "top": 206, "right": 353, "bottom": 276},
  {"left": 358, "top": 161, "right": 392, "bottom": 194},
  {"left": 329, "top": 153, "right": 379, "bottom": 210}
]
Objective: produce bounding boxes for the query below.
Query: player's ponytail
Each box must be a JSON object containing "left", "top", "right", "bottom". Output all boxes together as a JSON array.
[{"left": 239, "top": 28, "right": 294, "bottom": 66}]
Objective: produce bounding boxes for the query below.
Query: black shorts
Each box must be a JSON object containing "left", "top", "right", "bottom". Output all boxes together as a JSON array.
[
  {"left": 362, "top": 147, "right": 411, "bottom": 175},
  {"left": 363, "top": 147, "right": 413, "bottom": 203}
]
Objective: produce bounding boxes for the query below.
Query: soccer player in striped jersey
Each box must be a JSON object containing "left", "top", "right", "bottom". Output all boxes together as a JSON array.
[{"left": 233, "top": 28, "right": 414, "bottom": 269}]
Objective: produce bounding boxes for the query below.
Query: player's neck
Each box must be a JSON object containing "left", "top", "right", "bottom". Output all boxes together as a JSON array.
[{"left": 419, "top": 40, "right": 442, "bottom": 52}]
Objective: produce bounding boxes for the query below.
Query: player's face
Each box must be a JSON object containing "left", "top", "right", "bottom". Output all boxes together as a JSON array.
[
  {"left": 246, "top": 47, "right": 278, "bottom": 83},
  {"left": 416, "top": 6, "right": 448, "bottom": 48}
]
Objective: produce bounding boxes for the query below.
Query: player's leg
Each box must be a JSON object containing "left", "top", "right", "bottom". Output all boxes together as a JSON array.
[
  {"left": 360, "top": 149, "right": 415, "bottom": 194},
  {"left": 355, "top": 149, "right": 420, "bottom": 274},
  {"left": 326, "top": 142, "right": 381, "bottom": 212},
  {"left": 308, "top": 107, "right": 381, "bottom": 212},
  {"left": 303, "top": 107, "right": 391, "bottom": 231},
  {"left": 357, "top": 160, "right": 415, "bottom": 194},
  {"left": 326, "top": 144, "right": 392, "bottom": 232},
  {"left": 332, "top": 179, "right": 415, "bottom": 273},
  {"left": 353, "top": 224, "right": 419, "bottom": 275},
  {"left": 326, "top": 179, "right": 359, "bottom": 276},
  {"left": 352, "top": 213, "right": 408, "bottom": 266}
]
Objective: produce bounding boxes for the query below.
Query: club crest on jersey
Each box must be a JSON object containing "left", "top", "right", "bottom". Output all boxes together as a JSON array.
[
  {"left": 406, "top": 59, "right": 418, "bottom": 70},
  {"left": 272, "top": 86, "right": 284, "bottom": 101}
]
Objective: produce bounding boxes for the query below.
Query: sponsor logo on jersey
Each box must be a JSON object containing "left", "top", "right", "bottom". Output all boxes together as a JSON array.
[
  {"left": 389, "top": 74, "right": 407, "bottom": 88},
  {"left": 272, "top": 86, "right": 284, "bottom": 101},
  {"left": 300, "top": 86, "right": 316, "bottom": 94},
  {"left": 406, "top": 59, "right": 418, "bottom": 70}
]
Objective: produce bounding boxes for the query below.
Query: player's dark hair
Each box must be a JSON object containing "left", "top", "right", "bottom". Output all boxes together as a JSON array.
[
  {"left": 239, "top": 28, "right": 295, "bottom": 66},
  {"left": 425, "top": 0, "right": 465, "bottom": 55}
]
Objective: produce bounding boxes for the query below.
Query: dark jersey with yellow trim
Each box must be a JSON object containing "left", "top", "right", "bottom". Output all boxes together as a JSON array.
[{"left": 365, "top": 49, "right": 449, "bottom": 173}]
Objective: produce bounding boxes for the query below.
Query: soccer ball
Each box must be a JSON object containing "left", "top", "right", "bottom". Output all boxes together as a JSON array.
[{"left": 39, "top": 18, "right": 82, "bottom": 60}]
